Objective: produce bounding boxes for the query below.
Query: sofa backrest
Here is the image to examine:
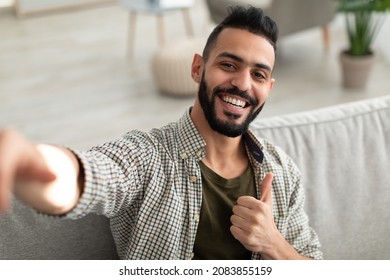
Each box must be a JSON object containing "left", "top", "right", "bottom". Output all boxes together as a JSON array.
[
  {"left": 250, "top": 96, "right": 390, "bottom": 259},
  {"left": 265, "top": 0, "right": 336, "bottom": 37},
  {"left": 0, "top": 199, "right": 118, "bottom": 259},
  {"left": 204, "top": 0, "right": 336, "bottom": 37}
]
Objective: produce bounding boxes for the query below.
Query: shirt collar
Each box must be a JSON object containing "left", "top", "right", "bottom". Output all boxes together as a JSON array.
[
  {"left": 177, "top": 108, "right": 206, "bottom": 160},
  {"left": 243, "top": 129, "right": 264, "bottom": 164}
]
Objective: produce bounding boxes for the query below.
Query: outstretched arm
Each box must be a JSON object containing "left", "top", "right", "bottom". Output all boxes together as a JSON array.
[{"left": 0, "top": 129, "right": 83, "bottom": 215}]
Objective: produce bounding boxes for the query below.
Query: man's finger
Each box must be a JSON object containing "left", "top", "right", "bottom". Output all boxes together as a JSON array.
[
  {"left": 0, "top": 169, "right": 12, "bottom": 212},
  {"left": 260, "top": 173, "right": 273, "bottom": 204},
  {"left": 0, "top": 131, "right": 56, "bottom": 213}
]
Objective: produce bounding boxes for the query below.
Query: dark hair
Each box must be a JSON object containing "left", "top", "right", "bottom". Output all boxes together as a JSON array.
[{"left": 202, "top": 5, "right": 278, "bottom": 61}]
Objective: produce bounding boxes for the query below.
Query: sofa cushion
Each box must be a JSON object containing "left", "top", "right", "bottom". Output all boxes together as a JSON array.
[
  {"left": 250, "top": 96, "right": 390, "bottom": 259},
  {"left": 0, "top": 199, "right": 119, "bottom": 259}
]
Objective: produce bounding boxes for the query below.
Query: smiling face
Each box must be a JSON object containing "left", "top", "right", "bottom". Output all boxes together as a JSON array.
[{"left": 192, "top": 28, "right": 276, "bottom": 137}]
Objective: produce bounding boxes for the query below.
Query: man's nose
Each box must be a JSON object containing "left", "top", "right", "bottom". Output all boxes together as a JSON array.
[{"left": 230, "top": 70, "right": 252, "bottom": 92}]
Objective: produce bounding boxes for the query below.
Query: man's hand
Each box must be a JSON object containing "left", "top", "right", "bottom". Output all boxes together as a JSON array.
[
  {"left": 230, "top": 173, "right": 312, "bottom": 260},
  {"left": 0, "top": 129, "right": 81, "bottom": 214},
  {"left": 230, "top": 173, "right": 278, "bottom": 254}
]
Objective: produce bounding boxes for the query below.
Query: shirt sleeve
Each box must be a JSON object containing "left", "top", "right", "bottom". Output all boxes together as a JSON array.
[
  {"left": 65, "top": 131, "right": 152, "bottom": 219},
  {"left": 283, "top": 155, "right": 323, "bottom": 260}
]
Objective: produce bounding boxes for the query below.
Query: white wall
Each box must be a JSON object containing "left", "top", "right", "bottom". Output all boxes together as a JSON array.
[{"left": 0, "top": 0, "right": 14, "bottom": 8}]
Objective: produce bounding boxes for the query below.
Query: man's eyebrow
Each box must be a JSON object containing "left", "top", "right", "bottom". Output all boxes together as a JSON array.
[{"left": 217, "top": 52, "right": 272, "bottom": 72}]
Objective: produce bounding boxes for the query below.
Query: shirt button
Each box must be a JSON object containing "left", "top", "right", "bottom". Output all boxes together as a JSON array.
[
  {"left": 195, "top": 150, "right": 202, "bottom": 157},
  {"left": 191, "top": 252, "right": 195, "bottom": 259},
  {"left": 180, "top": 152, "right": 188, "bottom": 159},
  {"left": 189, "top": 175, "right": 197, "bottom": 183},
  {"left": 194, "top": 213, "right": 200, "bottom": 222}
]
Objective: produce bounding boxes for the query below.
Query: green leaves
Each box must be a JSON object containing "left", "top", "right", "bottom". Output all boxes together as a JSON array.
[
  {"left": 338, "top": 0, "right": 390, "bottom": 12},
  {"left": 337, "top": 0, "right": 390, "bottom": 56}
]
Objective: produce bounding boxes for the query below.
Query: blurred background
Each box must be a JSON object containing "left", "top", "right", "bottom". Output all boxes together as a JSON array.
[{"left": 0, "top": 0, "right": 389, "bottom": 150}]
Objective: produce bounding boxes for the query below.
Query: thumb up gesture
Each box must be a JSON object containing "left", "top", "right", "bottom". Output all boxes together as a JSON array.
[{"left": 230, "top": 173, "right": 278, "bottom": 255}]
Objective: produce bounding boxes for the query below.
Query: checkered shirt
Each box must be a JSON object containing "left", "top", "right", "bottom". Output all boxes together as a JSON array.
[{"left": 67, "top": 109, "right": 323, "bottom": 260}]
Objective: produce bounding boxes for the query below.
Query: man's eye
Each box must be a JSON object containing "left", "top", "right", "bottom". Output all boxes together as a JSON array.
[
  {"left": 252, "top": 72, "right": 265, "bottom": 80},
  {"left": 221, "top": 62, "right": 235, "bottom": 70}
]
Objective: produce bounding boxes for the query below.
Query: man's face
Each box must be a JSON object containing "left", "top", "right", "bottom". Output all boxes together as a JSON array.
[
  {"left": 197, "top": 72, "right": 265, "bottom": 137},
  {"left": 193, "top": 28, "right": 275, "bottom": 137}
]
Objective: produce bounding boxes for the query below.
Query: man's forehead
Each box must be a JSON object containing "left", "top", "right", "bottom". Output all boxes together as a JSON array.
[{"left": 216, "top": 27, "right": 269, "bottom": 43}]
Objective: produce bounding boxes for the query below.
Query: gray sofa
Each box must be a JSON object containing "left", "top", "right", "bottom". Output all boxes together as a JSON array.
[
  {"left": 265, "top": 0, "right": 336, "bottom": 38},
  {"left": 252, "top": 95, "right": 390, "bottom": 259},
  {"left": 0, "top": 200, "right": 118, "bottom": 259},
  {"left": 1, "top": 95, "right": 389, "bottom": 259},
  {"left": 204, "top": 0, "right": 336, "bottom": 38}
]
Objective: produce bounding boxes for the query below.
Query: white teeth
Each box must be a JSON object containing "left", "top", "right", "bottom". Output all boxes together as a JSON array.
[{"left": 222, "top": 96, "right": 246, "bottom": 108}]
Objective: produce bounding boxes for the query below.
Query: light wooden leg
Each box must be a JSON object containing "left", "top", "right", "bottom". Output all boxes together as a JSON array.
[
  {"left": 182, "top": 8, "right": 194, "bottom": 37},
  {"left": 14, "top": 0, "right": 22, "bottom": 18},
  {"left": 127, "top": 12, "right": 137, "bottom": 60},
  {"left": 322, "top": 24, "right": 331, "bottom": 52},
  {"left": 157, "top": 14, "right": 165, "bottom": 46}
]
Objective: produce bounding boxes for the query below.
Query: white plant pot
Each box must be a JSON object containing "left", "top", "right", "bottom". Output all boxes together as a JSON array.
[{"left": 339, "top": 51, "right": 376, "bottom": 90}]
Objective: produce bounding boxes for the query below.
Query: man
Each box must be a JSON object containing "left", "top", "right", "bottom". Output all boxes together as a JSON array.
[{"left": 0, "top": 6, "right": 322, "bottom": 260}]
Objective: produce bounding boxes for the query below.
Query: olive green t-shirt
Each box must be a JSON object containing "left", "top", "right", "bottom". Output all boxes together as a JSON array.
[{"left": 192, "top": 161, "right": 257, "bottom": 260}]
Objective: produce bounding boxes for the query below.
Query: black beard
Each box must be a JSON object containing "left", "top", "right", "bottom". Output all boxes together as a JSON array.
[{"left": 198, "top": 72, "right": 265, "bottom": 138}]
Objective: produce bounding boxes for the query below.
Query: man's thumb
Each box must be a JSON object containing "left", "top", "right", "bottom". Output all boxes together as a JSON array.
[{"left": 260, "top": 172, "right": 273, "bottom": 203}]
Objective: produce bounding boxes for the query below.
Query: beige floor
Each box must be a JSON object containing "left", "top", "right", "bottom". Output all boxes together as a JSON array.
[{"left": 0, "top": 1, "right": 389, "bottom": 150}]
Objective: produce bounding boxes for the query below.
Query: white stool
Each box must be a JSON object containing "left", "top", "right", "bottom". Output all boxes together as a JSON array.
[
  {"left": 151, "top": 38, "right": 205, "bottom": 97},
  {"left": 120, "top": 0, "right": 195, "bottom": 59}
]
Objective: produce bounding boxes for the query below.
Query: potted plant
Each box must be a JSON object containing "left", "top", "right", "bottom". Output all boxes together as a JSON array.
[{"left": 336, "top": 0, "right": 390, "bottom": 89}]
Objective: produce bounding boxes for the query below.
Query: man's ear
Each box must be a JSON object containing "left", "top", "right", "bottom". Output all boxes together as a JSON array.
[
  {"left": 269, "top": 78, "right": 275, "bottom": 91},
  {"left": 191, "top": 53, "right": 203, "bottom": 84}
]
